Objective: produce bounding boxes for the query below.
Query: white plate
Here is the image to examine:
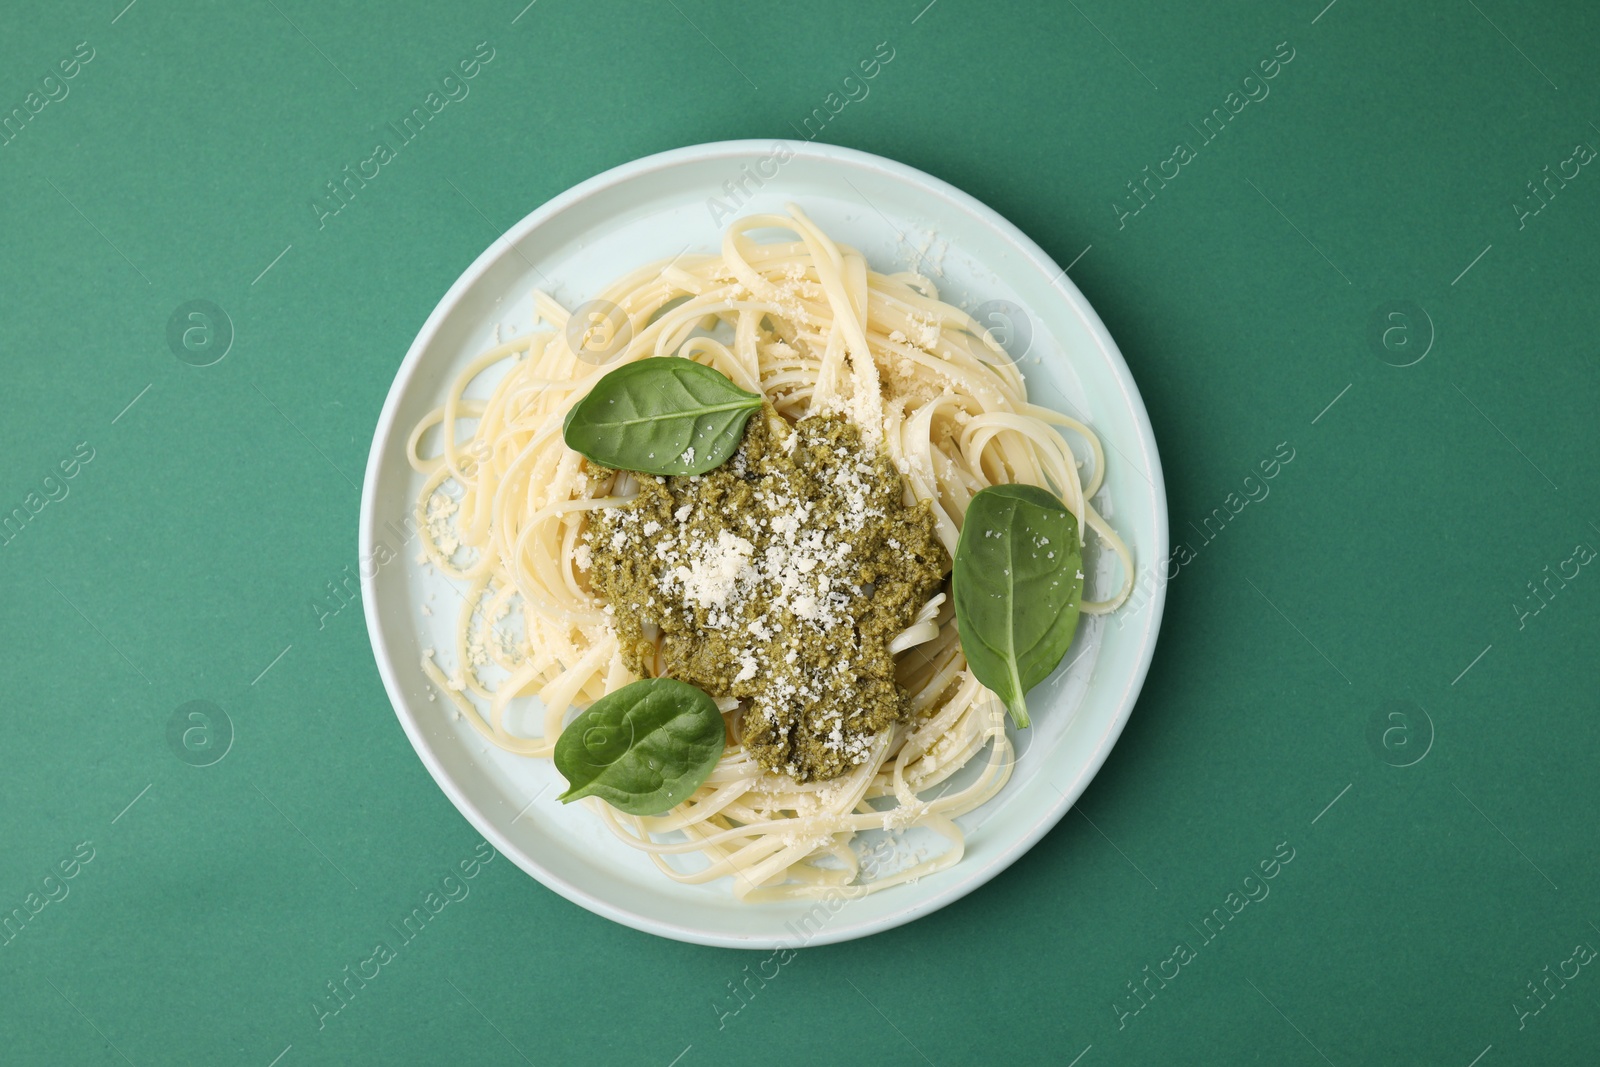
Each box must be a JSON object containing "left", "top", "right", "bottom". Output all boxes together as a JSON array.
[{"left": 360, "top": 141, "right": 1168, "bottom": 948}]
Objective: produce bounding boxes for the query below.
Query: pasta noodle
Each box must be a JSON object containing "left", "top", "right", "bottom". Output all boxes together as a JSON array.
[{"left": 408, "top": 205, "right": 1132, "bottom": 900}]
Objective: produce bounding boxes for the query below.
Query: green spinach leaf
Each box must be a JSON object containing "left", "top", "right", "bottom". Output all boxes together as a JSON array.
[
  {"left": 562, "top": 358, "right": 763, "bottom": 475},
  {"left": 554, "top": 677, "right": 726, "bottom": 815},
  {"left": 952, "top": 483, "right": 1084, "bottom": 728}
]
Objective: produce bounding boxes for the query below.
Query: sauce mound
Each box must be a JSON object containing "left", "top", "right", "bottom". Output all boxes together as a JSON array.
[{"left": 585, "top": 412, "right": 948, "bottom": 782}]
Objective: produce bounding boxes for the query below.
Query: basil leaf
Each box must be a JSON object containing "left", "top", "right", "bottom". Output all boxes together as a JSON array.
[
  {"left": 554, "top": 677, "right": 726, "bottom": 816},
  {"left": 952, "top": 484, "right": 1084, "bottom": 729},
  {"left": 562, "top": 358, "right": 763, "bottom": 475}
]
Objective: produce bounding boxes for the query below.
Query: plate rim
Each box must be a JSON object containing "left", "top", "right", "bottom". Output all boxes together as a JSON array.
[{"left": 359, "top": 138, "right": 1169, "bottom": 948}]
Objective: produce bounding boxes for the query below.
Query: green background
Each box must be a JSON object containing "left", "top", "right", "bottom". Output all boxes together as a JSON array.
[{"left": 2, "top": 0, "right": 1596, "bottom": 1063}]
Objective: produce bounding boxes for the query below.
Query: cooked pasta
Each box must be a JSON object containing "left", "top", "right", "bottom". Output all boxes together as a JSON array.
[{"left": 408, "top": 204, "right": 1131, "bottom": 900}]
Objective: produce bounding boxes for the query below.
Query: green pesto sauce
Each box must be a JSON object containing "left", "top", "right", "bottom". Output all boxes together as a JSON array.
[{"left": 585, "top": 412, "right": 948, "bottom": 783}]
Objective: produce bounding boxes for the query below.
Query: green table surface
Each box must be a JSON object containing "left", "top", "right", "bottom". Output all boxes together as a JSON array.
[{"left": 4, "top": 0, "right": 1597, "bottom": 1063}]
